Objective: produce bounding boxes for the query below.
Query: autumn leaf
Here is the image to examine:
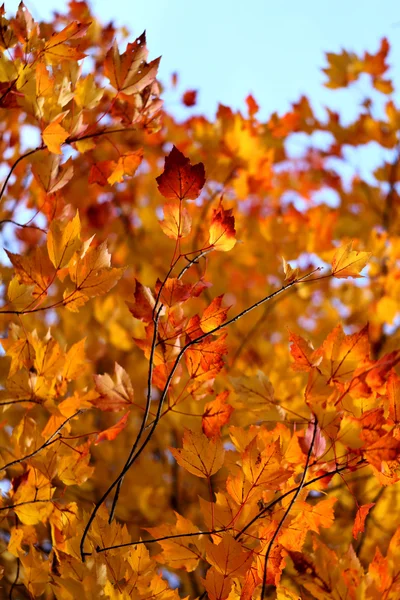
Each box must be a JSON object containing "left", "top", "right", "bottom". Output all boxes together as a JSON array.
[
  {"left": 107, "top": 149, "right": 143, "bottom": 185},
  {"left": 182, "top": 89, "right": 197, "bottom": 106},
  {"left": 104, "top": 32, "right": 160, "bottom": 95},
  {"left": 289, "top": 331, "right": 321, "bottom": 372},
  {"left": 352, "top": 503, "right": 375, "bottom": 538},
  {"left": 159, "top": 203, "right": 192, "bottom": 239},
  {"left": 47, "top": 211, "right": 81, "bottom": 270},
  {"left": 42, "top": 113, "right": 69, "bottom": 154},
  {"left": 208, "top": 203, "right": 236, "bottom": 251},
  {"left": 95, "top": 412, "right": 129, "bottom": 444},
  {"left": 93, "top": 363, "right": 135, "bottom": 411},
  {"left": 331, "top": 242, "right": 371, "bottom": 278},
  {"left": 202, "top": 391, "right": 234, "bottom": 438},
  {"left": 169, "top": 429, "right": 224, "bottom": 478},
  {"left": 31, "top": 152, "right": 73, "bottom": 194},
  {"left": 156, "top": 145, "right": 206, "bottom": 201},
  {"left": 146, "top": 513, "right": 204, "bottom": 572},
  {"left": 200, "top": 295, "right": 231, "bottom": 333},
  {"left": 205, "top": 533, "right": 253, "bottom": 577},
  {"left": 126, "top": 279, "right": 157, "bottom": 323},
  {"left": 282, "top": 257, "right": 299, "bottom": 282}
]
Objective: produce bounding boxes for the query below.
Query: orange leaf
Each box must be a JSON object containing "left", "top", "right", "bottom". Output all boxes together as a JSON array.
[
  {"left": 289, "top": 331, "right": 321, "bottom": 372},
  {"left": 159, "top": 203, "right": 192, "bottom": 239},
  {"left": 104, "top": 32, "right": 160, "bottom": 95},
  {"left": 95, "top": 412, "right": 129, "bottom": 444},
  {"left": 89, "top": 160, "right": 116, "bottom": 186},
  {"left": 202, "top": 569, "right": 231, "bottom": 600},
  {"left": 156, "top": 145, "right": 205, "bottom": 201},
  {"left": 352, "top": 503, "right": 375, "bottom": 538},
  {"left": 205, "top": 533, "right": 253, "bottom": 577},
  {"left": 387, "top": 372, "right": 400, "bottom": 422},
  {"left": 107, "top": 149, "right": 143, "bottom": 185},
  {"left": 93, "top": 363, "right": 135, "bottom": 412},
  {"left": 42, "top": 114, "right": 69, "bottom": 155},
  {"left": 200, "top": 295, "right": 231, "bottom": 334},
  {"left": 126, "top": 279, "right": 156, "bottom": 323},
  {"left": 209, "top": 203, "right": 236, "bottom": 252},
  {"left": 331, "top": 242, "right": 371, "bottom": 279},
  {"left": 169, "top": 429, "right": 224, "bottom": 478},
  {"left": 202, "top": 391, "right": 234, "bottom": 438}
]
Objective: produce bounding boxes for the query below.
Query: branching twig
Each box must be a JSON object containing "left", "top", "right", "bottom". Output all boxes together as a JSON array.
[
  {"left": 96, "top": 527, "right": 230, "bottom": 553},
  {"left": 260, "top": 417, "right": 318, "bottom": 599},
  {"left": 80, "top": 267, "right": 322, "bottom": 560},
  {"left": 0, "top": 410, "right": 81, "bottom": 472}
]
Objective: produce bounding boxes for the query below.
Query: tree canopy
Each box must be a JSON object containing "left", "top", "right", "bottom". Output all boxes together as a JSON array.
[{"left": 0, "top": 2, "right": 399, "bottom": 599}]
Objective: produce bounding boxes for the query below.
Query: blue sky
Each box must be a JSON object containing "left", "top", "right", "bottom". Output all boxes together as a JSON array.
[{"left": 4, "top": 0, "right": 400, "bottom": 121}]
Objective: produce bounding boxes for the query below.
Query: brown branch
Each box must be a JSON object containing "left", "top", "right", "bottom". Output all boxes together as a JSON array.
[
  {"left": 0, "top": 410, "right": 81, "bottom": 472},
  {"left": 0, "top": 219, "right": 46, "bottom": 233},
  {"left": 107, "top": 249, "right": 210, "bottom": 524},
  {"left": 260, "top": 418, "right": 318, "bottom": 599},
  {"left": 80, "top": 267, "right": 322, "bottom": 561},
  {"left": 0, "top": 147, "right": 44, "bottom": 205},
  {"left": 96, "top": 527, "right": 230, "bottom": 553}
]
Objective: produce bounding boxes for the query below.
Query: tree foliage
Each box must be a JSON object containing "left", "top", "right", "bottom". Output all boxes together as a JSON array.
[{"left": 0, "top": 2, "right": 399, "bottom": 598}]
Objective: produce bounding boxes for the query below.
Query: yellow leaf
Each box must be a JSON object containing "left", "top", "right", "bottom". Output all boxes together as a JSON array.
[
  {"left": 7, "top": 277, "right": 35, "bottom": 310},
  {"left": 331, "top": 242, "right": 371, "bottom": 278},
  {"left": 47, "top": 210, "right": 81, "bottom": 269},
  {"left": 107, "top": 150, "right": 143, "bottom": 185},
  {"left": 169, "top": 429, "right": 224, "bottom": 478},
  {"left": 62, "top": 338, "right": 87, "bottom": 381},
  {"left": 42, "top": 114, "right": 69, "bottom": 154},
  {"left": 160, "top": 203, "right": 192, "bottom": 240}
]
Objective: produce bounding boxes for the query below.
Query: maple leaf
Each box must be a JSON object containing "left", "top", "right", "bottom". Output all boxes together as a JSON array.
[
  {"left": 43, "top": 20, "right": 89, "bottom": 61},
  {"left": 31, "top": 152, "right": 73, "bottom": 194},
  {"left": 289, "top": 331, "right": 321, "bottom": 372},
  {"left": 169, "top": 429, "right": 225, "bottom": 478},
  {"left": 107, "top": 149, "right": 143, "bottom": 185},
  {"left": 42, "top": 113, "right": 69, "bottom": 154},
  {"left": 208, "top": 203, "right": 236, "bottom": 251},
  {"left": 159, "top": 203, "right": 192, "bottom": 239},
  {"left": 47, "top": 210, "right": 81, "bottom": 270},
  {"left": 156, "top": 145, "right": 206, "bottom": 201},
  {"left": 146, "top": 513, "right": 204, "bottom": 572},
  {"left": 95, "top": 412, "right": 129, "bottom": 444},
  {"left": 200, "top": 295, "right": 231, "bottom": 333},
  {"left": 282, "top": 257, "right": 299, "bottom": 282},
  {"left": 126, "top": 279, "right": 157, "bottom": 323},
  {"left": 202, "top": 391, "right": 234, "bottom": 438},
  {"left": 64, "top": 240, "right": 124, "bottom": 311},
  {"left": 206, "top": 533, "right": 253, "bottom": 577},
  {"left": 104, "top": 32, "right": 160, "bottom": 95},
  {"left": 331, "top": 242, "right": 371, "bottom": 278},
  {"left": 89, "top": 160, "right": 115, "bottom": 186},
  {"left": 202, "top": 569, "right": 231, "bottom": 600},
  {"left": 93, "top": 363, "right": 135, "bottom": 411},
  {"left": 352, "top": 503, "right": 375, "bottom": 538}
]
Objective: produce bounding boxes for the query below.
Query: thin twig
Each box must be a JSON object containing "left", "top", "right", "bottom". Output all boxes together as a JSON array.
[
  {"left": 96, "top": 527, "right": 230, "bottom": 553},
  {"left": 260, "top": 418, "right": 318, "bottom": 599},
  {"left": 107, "top": 249, "right": 210, "bottom": 524},
  {"left": 80, "top": 267, "right": 322, "bottom": 560},
  {"left": 0, "top": 411, "right": 81, "bottom": 472}
]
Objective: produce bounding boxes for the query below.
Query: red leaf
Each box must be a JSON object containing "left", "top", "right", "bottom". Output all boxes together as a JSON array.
[
  {"left": 95, "top": 412, "right": 129, "bottom": 444},
  {"left": 156, "top": 146, "right": 205, "bottom": 201},
  {"left": 352, "top": 503, "right": 375, "bottom": 538},
  {"left": 182, "top": 90, "right": 197, "bottom": 107}
]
